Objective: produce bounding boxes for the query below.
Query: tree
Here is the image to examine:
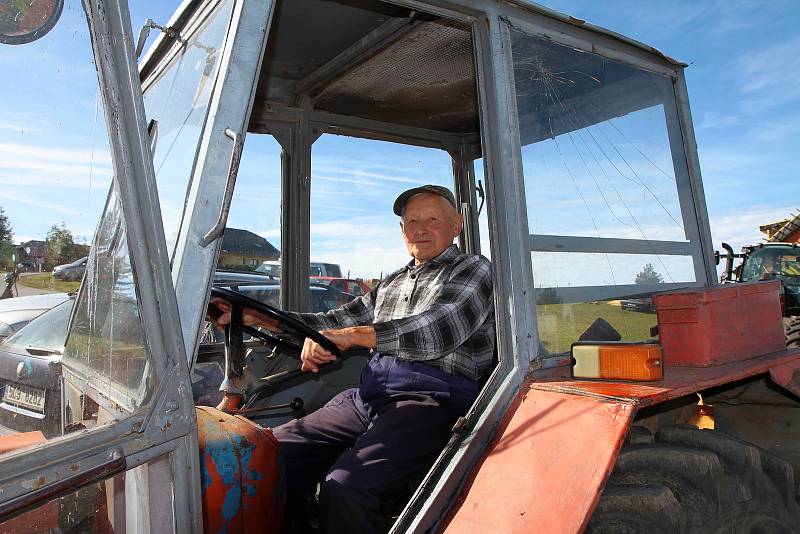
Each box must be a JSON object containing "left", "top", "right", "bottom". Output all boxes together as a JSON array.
[
  {"left": 635, "top": 263, "right": 664, "bottom": 285},
  {"left": 0, "top": 207, "right": 12, "bottom": 245},
  {"left": 0, "top": 208, "right": 14, "bottom": 270},
  {"left": 536, "top": 287, "right": 563, "bottom": 305},
  {"left": 45, "top": 222, "right": 75, "bottom": 268}
]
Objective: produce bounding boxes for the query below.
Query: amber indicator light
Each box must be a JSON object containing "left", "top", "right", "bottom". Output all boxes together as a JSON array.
[{"left": 571, "top": 343, "right": 663, "bottom": 381}]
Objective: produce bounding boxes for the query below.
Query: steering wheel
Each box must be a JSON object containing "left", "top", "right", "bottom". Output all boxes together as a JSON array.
[{"left": 209, "top": 287, "right": 342, "bottom": 372}]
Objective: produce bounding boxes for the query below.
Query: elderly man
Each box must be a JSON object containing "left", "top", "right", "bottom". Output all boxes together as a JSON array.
[{"left": 211, "top": 184, "right": 494, "bottom": 533}]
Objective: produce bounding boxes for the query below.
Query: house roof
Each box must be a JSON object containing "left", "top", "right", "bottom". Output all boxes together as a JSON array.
[
  {"left": 763, "top": 210, "right": 800, "bottom": 243},
  {"left": 220, "top": 228, "right": 279, "bottom": 258},
  {"left": 17, "top": 240, "right": 46, "bottom": 257}
]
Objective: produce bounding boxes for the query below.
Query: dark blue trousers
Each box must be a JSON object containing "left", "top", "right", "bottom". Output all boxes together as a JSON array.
[{"left": 272, "top": 353, "right": 479, "bottom": 534}]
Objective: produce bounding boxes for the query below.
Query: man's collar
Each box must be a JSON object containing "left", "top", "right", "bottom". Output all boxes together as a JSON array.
[{"left": 405, "top": 244, "right": 461, "bottom": 270}]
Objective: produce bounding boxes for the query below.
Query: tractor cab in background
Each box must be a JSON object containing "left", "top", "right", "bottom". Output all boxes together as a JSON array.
[
  {"left": 737, "top": 245, "right": 800, "bottom": 309},
  {"left": 1, "top": 0, "right": 800, "bottom": 532},
  {"left": 720, "top": 242, "right": 800, "bottom": 348}
]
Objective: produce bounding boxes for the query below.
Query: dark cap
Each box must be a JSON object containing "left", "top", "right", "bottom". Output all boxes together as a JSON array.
[{"left": 393, "top": 184, "right": 457, "bottom": 216}]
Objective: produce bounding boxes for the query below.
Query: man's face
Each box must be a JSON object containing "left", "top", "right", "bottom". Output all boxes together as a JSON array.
[{"left": 400, "top": 193, "right": 463, "bottom": 265}]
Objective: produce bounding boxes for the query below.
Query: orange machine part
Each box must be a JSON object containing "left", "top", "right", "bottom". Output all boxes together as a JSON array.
[
  {"left": 598, "top": 345, "right": 662, "bottom": 381},
  {"left": 196, "top": 406, "right": 285, "bottom": 534},
  {"left": 573, "top": 344, "right": 663, "bottom": 381},
  {"left": 653, "top": 281, "right": 785, "bottom": 367},
  {"left": 442, "top": 388, "right": 635, "bottom": 534},
  {"left": 443, "top": 350, "right": 800, "bottom": 533},
  {"left": 0, "top": 430, "right": 46, "bottom": 454}
]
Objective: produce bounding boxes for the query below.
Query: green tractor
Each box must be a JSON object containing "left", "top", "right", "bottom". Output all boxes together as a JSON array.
[{"left": 720, "top": 242, "right": 800, "bottom": 348}]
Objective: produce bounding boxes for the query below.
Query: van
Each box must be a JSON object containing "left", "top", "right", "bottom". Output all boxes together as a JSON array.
[{"left": 255, "top": 260, "right": 342, "bottom": 278}]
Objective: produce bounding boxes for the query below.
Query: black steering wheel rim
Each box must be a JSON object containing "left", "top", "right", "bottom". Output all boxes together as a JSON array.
[{"left": 210, "top": 286, "right": 342, "bottom": 357}]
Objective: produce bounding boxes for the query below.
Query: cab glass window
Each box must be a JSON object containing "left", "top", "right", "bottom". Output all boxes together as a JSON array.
[
  {"left": 0, "top": 0, "right": 124, "bottom": 450},
  {"left": 142, "top": 0, "right": 234, "bottom": 257},
  {"left": 0, "top": 2, "right": 110, "bottom": 288},
  {"left": 218, "top": 133, "right": 282, "bottom": 276},
  {"left": 1, "top": 298, "right": 72, "bottom": 356},
  {"left": 510, "top": 28, "right": 703, "bottom": 357},
  {"left": 0, "top": 454, "right": 175, "bottom": 532},
  {"left": 309, "top": 135, "right": 453, "bottom": 295},
  {"left": 62, "top": 185, "right": 155, "bottom": 422},
  {"left": 741, "top": 247, "right": 800, "bottom": 282}
]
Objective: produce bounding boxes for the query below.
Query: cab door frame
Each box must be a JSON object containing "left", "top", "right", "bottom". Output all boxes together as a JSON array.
[
  {"left": 152, "top": 0, "right": 277, "bottom": 362},
  {"left": 0, "top": 0, "right": 201, "bottom": 528}
]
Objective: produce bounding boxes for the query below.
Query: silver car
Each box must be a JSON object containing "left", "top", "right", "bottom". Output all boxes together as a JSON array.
[
  {"left": 0, "top": 293, "right": 71, "bottom": 342},
  {"left": 52, "top": 257, "right": 88, "bottom": 281}
]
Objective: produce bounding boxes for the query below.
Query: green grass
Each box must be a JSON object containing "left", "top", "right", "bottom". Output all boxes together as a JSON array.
[
  {"left": 17, "top": 273, "right": 80, "bottom": 293},
  {"left": 537, "top": 302, "right": 657, "bottom": 353}
]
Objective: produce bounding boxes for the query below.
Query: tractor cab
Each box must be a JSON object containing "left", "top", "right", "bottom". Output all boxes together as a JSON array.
[
  {"left": 738, "top": 244, "right": 800, "bottom": 313},
  {"left": 3, "top": 0, "right": 800, "bottom": 532},
  {"left": 723, "top": 242, "right": 800, "bottom": 349}
]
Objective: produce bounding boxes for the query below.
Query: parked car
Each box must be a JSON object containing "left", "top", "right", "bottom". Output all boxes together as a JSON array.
[
  {"left": 213, "top": 269, "right": 276, "bottom": 284},
  {"left": 255, "top": 261, "right": 342, "bottom": 278},
  {"left": 237, "top": 281, "right": 355, "bottom": 312},
  {"left": 620, "top": 297, "right": 656, "bottom": 313},
  {"left": 0, "top": 293, "right": 70, "bottom": 343},
  {"left": 0, "top": 297, "right": 72, "bottom": 436},
  {"left": 213, "top": 271, "right": 355, "bottom": 308},
  {"left": 254, "top": 261, "right": 280, "bottom": 277},
  {"left": 309, "top": 262, "right": 342, "bottom": 278},
  {"left": 311, "top": 276, "right": 371, "bottom": 297},
  {"left": 0, "top": 276, "right": 355, "bottom": 437},
  {"left": 211, "top": 274, "right": 355, "bottom": 317},
  {"left": 52, "top": 257, "right": 88, "bottom": 281}
]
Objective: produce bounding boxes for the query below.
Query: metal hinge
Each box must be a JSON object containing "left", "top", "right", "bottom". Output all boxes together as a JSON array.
[{"left": 135, "top": 19, "right": 180, "bottom": 59}]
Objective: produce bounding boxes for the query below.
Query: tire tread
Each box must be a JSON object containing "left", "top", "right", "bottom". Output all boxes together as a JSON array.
[{"left": 587, "top": 425, "right": 800, "bottom": 533}]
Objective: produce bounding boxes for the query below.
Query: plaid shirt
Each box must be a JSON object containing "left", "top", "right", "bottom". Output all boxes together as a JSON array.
[{"left": 294, "top": 245, "right": 495, "bottom": 381}]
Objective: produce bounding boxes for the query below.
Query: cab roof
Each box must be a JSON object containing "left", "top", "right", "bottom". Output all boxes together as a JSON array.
[{"left": 141, "top": 0, "right": 685, "bottom": 138}]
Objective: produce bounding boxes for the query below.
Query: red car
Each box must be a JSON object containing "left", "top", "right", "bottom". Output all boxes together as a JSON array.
[{"left": 311, "top": 277, "right": 371, "bottom": 297}]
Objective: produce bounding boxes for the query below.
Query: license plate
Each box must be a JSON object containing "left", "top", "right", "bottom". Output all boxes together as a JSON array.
[{"left": 3, "top": 383, "right": 46, "bottom": 412}]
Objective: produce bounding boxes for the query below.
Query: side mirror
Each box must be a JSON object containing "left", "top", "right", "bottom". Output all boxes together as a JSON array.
[{"left": 0, "top": 0, "right": 64, "bottom": 45}]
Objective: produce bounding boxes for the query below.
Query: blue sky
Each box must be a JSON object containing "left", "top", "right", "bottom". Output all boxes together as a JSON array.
[
  {"left": 0, "top": 0, "right": 797, "bottom": 283},
  {"left": 544, "top": 0, "right": 800, "bottom": 249}
]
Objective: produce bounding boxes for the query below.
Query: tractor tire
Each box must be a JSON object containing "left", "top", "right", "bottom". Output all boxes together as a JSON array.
[
  {"left": 785, "top": 316, "right": 800, "bottom": 349},
  {"left": 586, "top": 425, "right": 800, "bottom": 533}
]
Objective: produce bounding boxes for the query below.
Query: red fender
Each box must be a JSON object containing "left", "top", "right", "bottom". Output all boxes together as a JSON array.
[
  {"left": 444, "top": 387, "right": 634, "bottom": 533},
  {"left": 443, "top": 349, "right": 800, "bottom": 533}
]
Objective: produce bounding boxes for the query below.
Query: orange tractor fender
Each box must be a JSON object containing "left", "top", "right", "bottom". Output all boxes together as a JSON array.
[{"left": 442, "top": 350, "right": 800, "bottom": 533}]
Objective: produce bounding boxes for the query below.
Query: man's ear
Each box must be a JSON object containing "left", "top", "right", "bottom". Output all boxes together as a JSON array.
[{"left": 453, "top": 213, "right": 464, "bottom": 236}]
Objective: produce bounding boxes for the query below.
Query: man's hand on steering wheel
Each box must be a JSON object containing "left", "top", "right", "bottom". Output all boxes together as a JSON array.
[
  {"left": 299, "top": 335, "right": 338, "bottom": 373},
  {"left": 207, "top": 290, "right": 377, "bottom": 374},
  {"left": 207, "top": 297, "right": 280, "bottom": 332},
  {"left": 301, "top": 326, "right": 377, "bottom": 373},
  {"left": 206, "top": 287, "right": 348, "bottom": 413},
  {"left": 207, "top": 288, "right": 344, "bottom": 373}
]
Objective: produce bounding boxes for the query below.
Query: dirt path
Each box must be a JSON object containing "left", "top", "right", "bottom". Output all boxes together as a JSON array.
[{"left": 0, "top": 273, "right": 62, "bottom": 297}]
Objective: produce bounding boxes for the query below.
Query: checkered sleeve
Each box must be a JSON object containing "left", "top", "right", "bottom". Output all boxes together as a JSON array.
[{"left": 371, "top": 256, "right": 493, "bottom": 360}]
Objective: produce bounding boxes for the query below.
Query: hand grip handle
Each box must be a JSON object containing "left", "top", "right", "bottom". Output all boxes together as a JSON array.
[{"left": 199, "top": 128, "right": 243, "bottom": 247}]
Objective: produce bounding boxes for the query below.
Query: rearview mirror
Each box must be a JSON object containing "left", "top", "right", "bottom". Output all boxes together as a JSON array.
[{"left": 0, "top": 0, "right": 64, "bottom": 45}]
